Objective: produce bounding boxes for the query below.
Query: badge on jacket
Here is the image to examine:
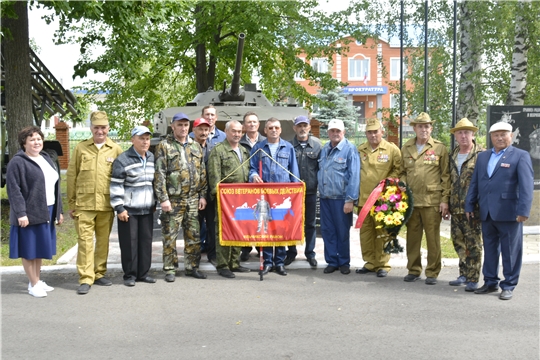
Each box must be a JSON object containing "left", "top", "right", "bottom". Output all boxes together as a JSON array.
[
  {"left": 501, "top": 163, "right": 510, "bottom": 168},
  {"left": 377, "top": 153, "right": 389, "bottom": 163}
]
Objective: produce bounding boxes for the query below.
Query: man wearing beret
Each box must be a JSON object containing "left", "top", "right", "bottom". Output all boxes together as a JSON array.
[
  {"left": 67, "top": 110, "right": 123, "bottom": 295},
  {"left": 465, "top": 121, "right": 533, "bottom": 300},
  {"left": 399, "top": 112, "right": 450, "bottom": 285},
  {"left": 154, "top": 113, "right": 208, "bottom": 282},
  {"left": 447, "top": 118, "right": 483, "bottom": 291},
  {"left": 356, "top": 118, "right": 401, "bottom": 277},
  {"left": 110, "top": 125, "right": 157, "bottom": 286}
]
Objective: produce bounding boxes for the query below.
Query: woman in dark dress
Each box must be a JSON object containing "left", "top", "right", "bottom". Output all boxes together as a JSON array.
[{"left": 7, "top": 126, "right": 64, "bottom": 298}]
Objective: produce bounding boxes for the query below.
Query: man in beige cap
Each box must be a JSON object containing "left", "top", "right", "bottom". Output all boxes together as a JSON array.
[
  {"left": 67, "top": 110, "right": 123, "bottom": 295},
  {"left": 399, "top": 112, "right": 450, "bottom": 285},
  {"left": 356, "top": 118, "right": 401, "bottom": 277},
  {"left": 448, "top": 118, "right": 483, "bottom": 291}
]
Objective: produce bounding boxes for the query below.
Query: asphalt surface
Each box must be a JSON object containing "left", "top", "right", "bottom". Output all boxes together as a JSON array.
[{"left": 2, "top": 265, "right": 539, "bottom": 360}]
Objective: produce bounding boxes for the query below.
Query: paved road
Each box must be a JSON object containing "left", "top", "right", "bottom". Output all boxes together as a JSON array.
[{"left": 2, "top": 264, "right": 538, "bottom": 360}]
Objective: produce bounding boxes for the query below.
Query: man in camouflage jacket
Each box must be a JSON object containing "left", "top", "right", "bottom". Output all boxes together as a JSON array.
[
  {"left": 207, "top": 120, "right": 251, "bottom": 278},
  {"left": 448, "top": 118, "right": 483, "bottom": 291},
  {"left": 154, "top": 112, "right": 208, "bottom": 282}
]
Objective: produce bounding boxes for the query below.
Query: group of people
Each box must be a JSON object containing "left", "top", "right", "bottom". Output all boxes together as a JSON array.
[{"left": 7, "top": 108, "right": 533, "bottom": 301}]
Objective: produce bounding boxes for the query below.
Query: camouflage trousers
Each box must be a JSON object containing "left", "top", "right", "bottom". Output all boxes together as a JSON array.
[
  {"left": 160, "top": 197, "right": 201, "bottom": 272},
  {"left": 451, "top": 214, "right": 482, "bottom": 282}
]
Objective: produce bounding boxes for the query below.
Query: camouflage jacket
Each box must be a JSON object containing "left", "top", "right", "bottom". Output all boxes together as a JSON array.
[
  {"left": 154, "top": 134, "right": 207, "bottom": 203},
  {"left": 449, "top": 141, "right": 482, "bottom": 215},
  {"left": 207, "top": 140, "right": 250, "bottom": 201}
]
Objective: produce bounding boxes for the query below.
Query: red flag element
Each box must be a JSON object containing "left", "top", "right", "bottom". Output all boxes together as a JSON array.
[
  {"left": 217, "top": 182, "right": 305, "bottom": 246},
  {"left": 355, "top": 179, "right": 386, "bottom": 228}
]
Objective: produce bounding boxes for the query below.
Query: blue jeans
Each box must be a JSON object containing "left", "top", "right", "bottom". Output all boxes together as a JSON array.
[{"left": 320, "top": 198, "right": 352, "bottom": 268}]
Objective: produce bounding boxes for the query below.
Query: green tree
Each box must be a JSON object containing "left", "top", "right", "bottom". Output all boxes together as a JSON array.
[
  {"left": 38, "top": 0, "right": 363, "bottom": 133},
  {"left": 315, "top": 87, "right": 359, "bottom": 140}
]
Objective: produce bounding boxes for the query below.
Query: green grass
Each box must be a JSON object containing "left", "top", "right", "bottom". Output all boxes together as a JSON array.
[
  {"left": 1, "top": 174, "right": 78, "bottom": 266},
  {"left": 399, "top": 226, "right": 458, "bottom": 258}
]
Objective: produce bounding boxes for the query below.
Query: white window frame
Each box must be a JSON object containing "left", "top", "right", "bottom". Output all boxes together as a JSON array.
[
  {"left": 348, "top": 57, "right": 370, "bottom": 81},
  {"left": 390, "top": 57, "right": 408, "bottom": 80},
  {"left": 311, "top": 58, "right": 329, "bottom": 73},
  {"left": 295, "top": 58, "right": 305, "bottom": 81}
]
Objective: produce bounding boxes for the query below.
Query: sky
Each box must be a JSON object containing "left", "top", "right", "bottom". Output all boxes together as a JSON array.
[{"left": 27, "top": 1, "right": 350, "bottom": 91}]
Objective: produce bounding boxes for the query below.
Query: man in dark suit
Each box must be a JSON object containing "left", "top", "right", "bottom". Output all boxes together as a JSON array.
[{"left": 465, "top": 121, "right": 534, "bottom": 301}]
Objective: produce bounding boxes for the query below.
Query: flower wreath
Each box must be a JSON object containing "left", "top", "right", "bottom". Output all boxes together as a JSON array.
[{"left": 355, "top": 178, "right": 414, "bottom": 254}]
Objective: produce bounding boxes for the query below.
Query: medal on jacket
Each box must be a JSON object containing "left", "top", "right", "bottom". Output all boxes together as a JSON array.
[
  {"left": 377, "top": 152, "right": 389, "bottom": 163},
  {"left": 107, "top": 157, "right": 115, "bottom": 163},
  {"left": 423, "top": 150, "right": 439, "bottom": 165}
]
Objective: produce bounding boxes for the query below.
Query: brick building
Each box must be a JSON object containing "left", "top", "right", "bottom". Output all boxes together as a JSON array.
[{"left": 296, "top": 36, "right": 412, "bottom": 136}]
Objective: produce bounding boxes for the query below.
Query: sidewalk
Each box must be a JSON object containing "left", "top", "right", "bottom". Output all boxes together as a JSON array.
[{"left": 2, "top": 218, "right": 538, "bottom": 275}]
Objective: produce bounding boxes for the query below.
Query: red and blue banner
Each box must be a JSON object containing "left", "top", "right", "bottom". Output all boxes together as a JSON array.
[{"left": 217, "top": 182, "right": 305, "bottom": 247}]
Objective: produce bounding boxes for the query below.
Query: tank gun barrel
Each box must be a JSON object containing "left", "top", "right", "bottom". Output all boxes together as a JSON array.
[
  {"left": 219, "top": 33, "right": 246, "bottom": 102},
  {"left": 230, "top": 33, "right": 245, "bottom": 96}
]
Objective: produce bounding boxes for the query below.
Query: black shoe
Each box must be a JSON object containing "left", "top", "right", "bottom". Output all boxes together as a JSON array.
[
  {"left": 260, "top": 265, "right": 272, "bottom": 275},
  {"left": 124, "top": 279, "right": 136, "bottom": 287},
  {"left": 377, "top": 269, "right": 388, "bottom": 278},
  {"left": 403, "top": 274, "right": 420, "bottom": 282},
  {"left": 240, "top": 250, "right": 250, "bottom": 262},
  {"left": 324, "top": 266, "right": 337, "bottom": 274},
  {"left": 186, "top": 269, "right": 207, "bottom": 279},
  {"left": 208, "top": 258, "right": 217, "bottom": 267},
  {"left": 138, "top": 276, "right": 156, "bottom": 284},
  {"left": 307, "top": 258, "right": 318, "bottom": 267},
  {"left": 275, "top": 265, "right": 288, "bottom": 276},
  {"left": 165, "top": 273, "right": 176, "bottom": 282},
  {"left": 425, "top": 277, "right": 438, "bottom": 285},
  {"left": 474, "top": 284, "right": 499, "bottom": 294},
  {"left": 340, "top": 266, "right": 350, "bottom": 275},
  {"left": 499, "top": 289, "right": 513, "bottom": 300},
  {"left": 231, "top": 266, "right": 251, "bottom": 273},
  {"left": 218, "top": 269, "right": 236, "bottom": 278},
  {"left": 77, "top": 283, "right": 91, "bottom": 295},
  {"left": 94, "top": 277, "right": 112, "bottom": 286},
  {"left": 355, "top": 267, "right": 375, "bottom": 274},
  {"left": 284, "top": 256, "right": 296, "bottom": 266}
]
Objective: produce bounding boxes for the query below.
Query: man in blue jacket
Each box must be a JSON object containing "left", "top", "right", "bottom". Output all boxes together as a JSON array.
[
  {"left": 318, "top": 119, "right": 360, "bottom": 275},
  {"left": 249, "top": 118, "right": 300, "bottom": 276},
  {"left": 465, "top": 121, "right": 534, "bottom": 300}
]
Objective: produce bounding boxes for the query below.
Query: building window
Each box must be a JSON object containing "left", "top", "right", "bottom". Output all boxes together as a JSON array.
[
  {"left": 295, "top": 58, "right": 305, "bottom": 80},
  {"left": 390, "top": 58, "right": 408, "bottom": 80},
  {"left": 349, "top": 58, "right": 369, "bottom": 81},
  {"left": 311, "top": 58, "right": 329, "bottom": 73}
]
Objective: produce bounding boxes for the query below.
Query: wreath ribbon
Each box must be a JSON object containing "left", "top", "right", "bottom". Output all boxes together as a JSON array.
[{"left": 355, "top": 178, "right": 387, "bottom": 229}]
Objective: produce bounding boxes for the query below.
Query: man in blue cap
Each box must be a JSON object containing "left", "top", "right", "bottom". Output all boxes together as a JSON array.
[
  {"left": 154, "top": 113, "right": 208, "bottom": 281},
  {"left": 285, "top": 115, "right": 321, "bottom": 267}
]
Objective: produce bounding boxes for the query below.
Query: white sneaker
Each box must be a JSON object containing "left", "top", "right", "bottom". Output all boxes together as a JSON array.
[
  {"left": 28, "top": 285, "right": 47, "bottom": 298},
  {"left": 28, "top": 281, "right": 55, "bottom": 292}
]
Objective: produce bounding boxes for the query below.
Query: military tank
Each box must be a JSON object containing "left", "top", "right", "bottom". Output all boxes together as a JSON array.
[{"left": 152, "top": 33, "right": 308, "bottom": 143}]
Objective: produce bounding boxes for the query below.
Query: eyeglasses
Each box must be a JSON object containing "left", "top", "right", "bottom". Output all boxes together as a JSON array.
[{"left": 267, "top": 126, "right": 280, "bottom": 130}]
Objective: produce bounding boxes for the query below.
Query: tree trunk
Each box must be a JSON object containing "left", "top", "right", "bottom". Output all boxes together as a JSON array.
[
  {"left": 505, "top": 0, "right": 530, "bottom": 105},
  {"left": 3, "top": 1, "right": 33, "bottom": 160},
  {"left": 456, "top": 1, "right": 481, "bottom": 124}
]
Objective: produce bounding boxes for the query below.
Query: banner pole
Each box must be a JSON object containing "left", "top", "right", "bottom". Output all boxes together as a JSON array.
[{"left": 259, "top": 158, "right": 264, "bottom": 281}]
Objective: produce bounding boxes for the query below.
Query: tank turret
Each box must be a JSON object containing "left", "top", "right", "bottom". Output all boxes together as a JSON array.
[{"left": 153, "top": 33, "right": 308, "bottom": 142}]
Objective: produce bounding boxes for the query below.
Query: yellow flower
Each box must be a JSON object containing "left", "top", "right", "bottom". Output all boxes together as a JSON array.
[
  {"left": 375, "top": 212, "right": 385, "bottom": 222},
  {"left": 401, "top": 193, "right": 408, "bottom": 200},
  {"left": 393, "top": 219, "right": 402, "bottom": 226},
  {"left": 384, "top": 214, "right": 394, "bottom": 225},
  {"left": 386, "top": 186, "right": 397, "bottom": 195},
  {"left": 370, "top": 206, "right": 376, "bottom": 216},
  {"left": 393, "top": 212, "right": 403, "bottom": 220}
]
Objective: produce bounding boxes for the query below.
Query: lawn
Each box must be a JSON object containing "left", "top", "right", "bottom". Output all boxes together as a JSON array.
[
  {"left": 399, "top": 226, "right": 457, "bottom": 258},
  {"left": 0, "top": 174, "right": 78, "bottom": 266}
]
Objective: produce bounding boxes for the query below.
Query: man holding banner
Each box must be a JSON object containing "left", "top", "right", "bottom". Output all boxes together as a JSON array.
[
  {"left": 249, "top": 118, "right": 300, "bottom": 276},
  {"left": 208, "top": 120, "right": 251, "bottom": 279}
]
